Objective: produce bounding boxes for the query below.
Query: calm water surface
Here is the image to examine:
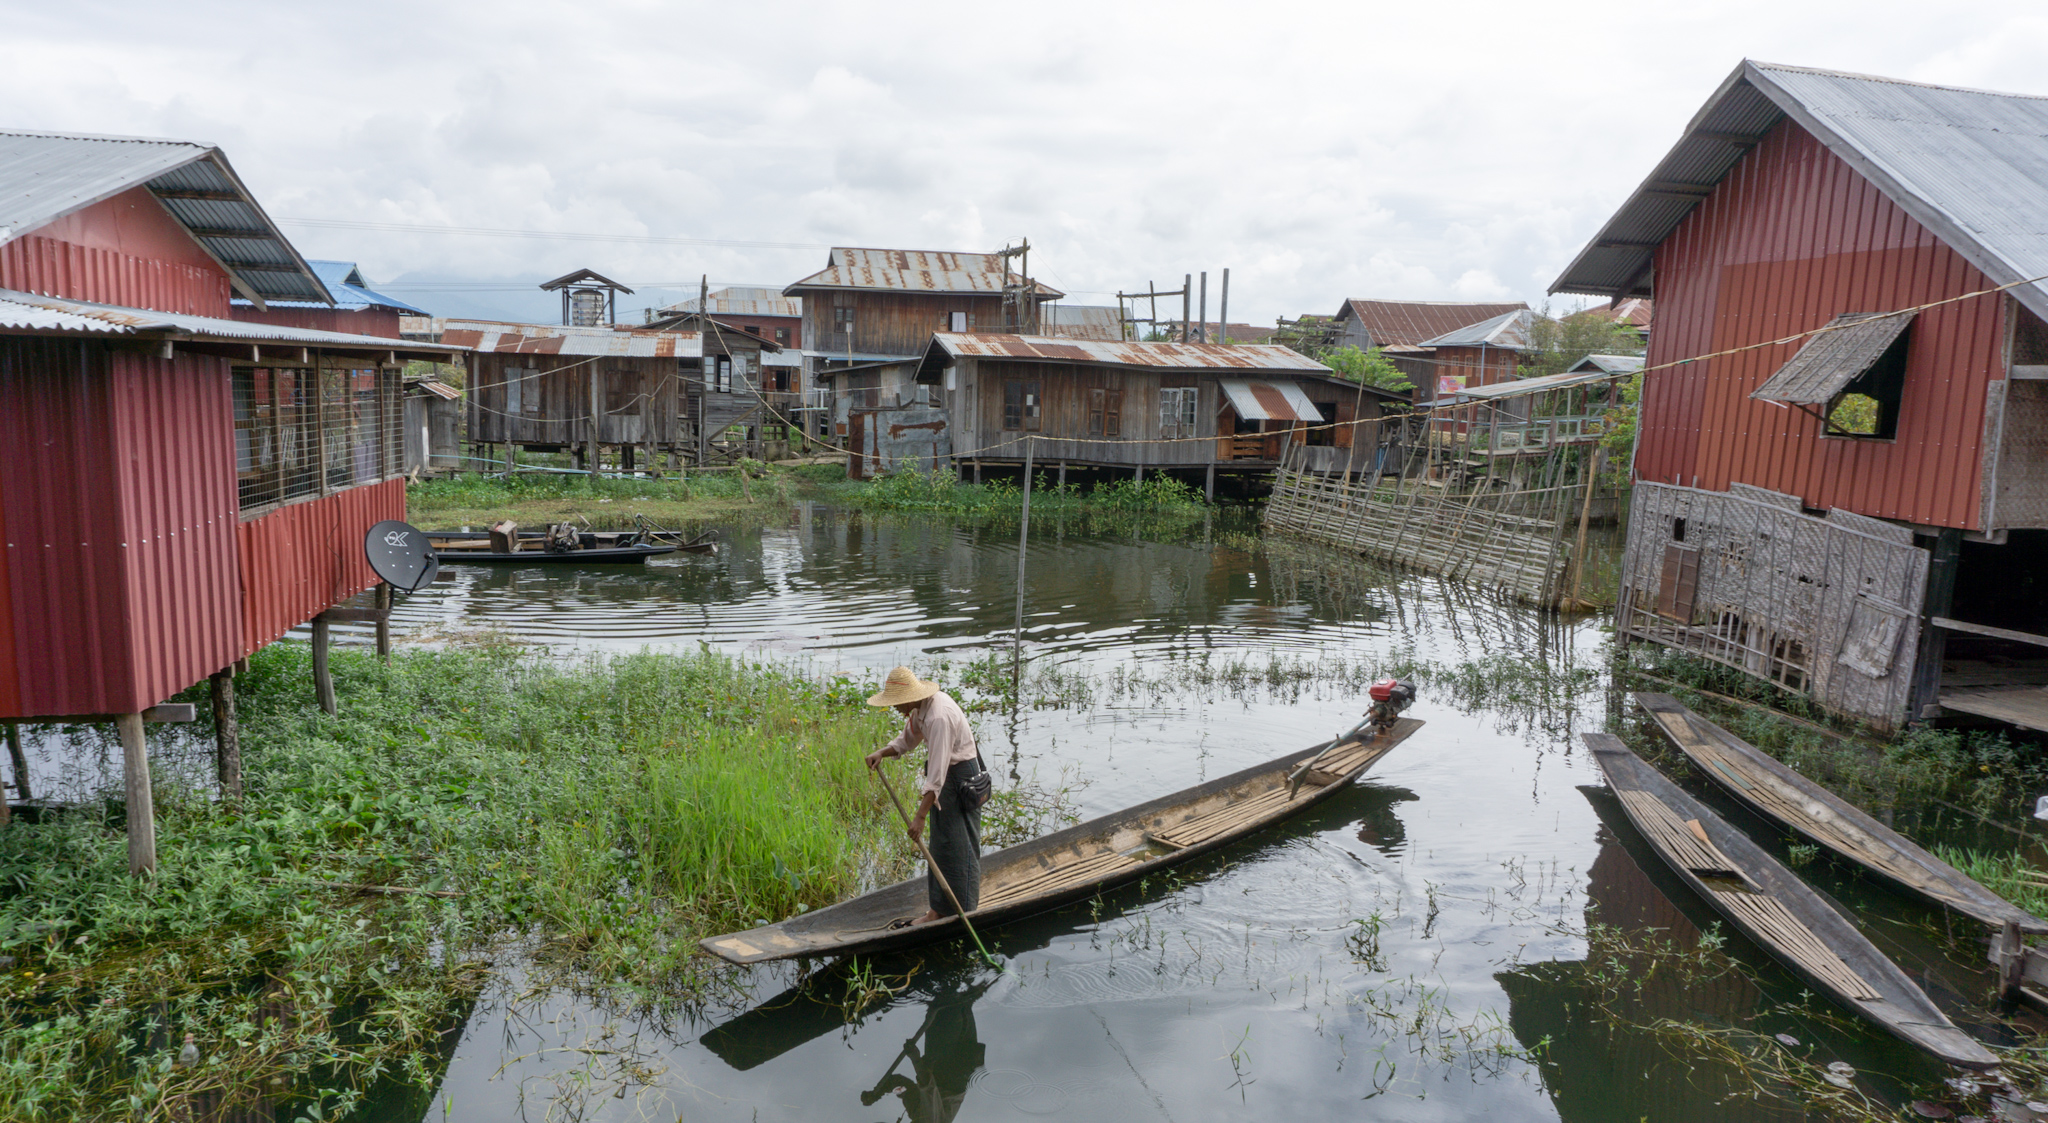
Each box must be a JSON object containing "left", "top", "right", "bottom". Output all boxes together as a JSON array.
[{"left": 304, "top": 505, "right": 2012, "bottom": 1120}]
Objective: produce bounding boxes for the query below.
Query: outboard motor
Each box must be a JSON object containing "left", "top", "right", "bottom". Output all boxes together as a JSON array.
[{"left": 1366, "top": 678, "right": 1416, "bottom": 735}]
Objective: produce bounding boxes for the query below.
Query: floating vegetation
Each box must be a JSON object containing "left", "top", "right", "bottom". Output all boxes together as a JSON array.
[{"left": 1932, "top": 845, "right": 2048, "bottom": 919}]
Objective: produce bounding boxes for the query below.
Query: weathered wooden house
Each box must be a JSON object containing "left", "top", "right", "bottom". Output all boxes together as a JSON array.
[
  {"left": 1552, "top": 60, "right": 2048, "bottom": 731},
  {"left": 1329, "top": 298, "right": 1530, "bottom": 390},
  {"left": 1416, "top": 308, "right": 1540, "bottom": 402},
  {"left": 654, "top": 285, "right": 802, "bottom": 349},
  {"left": 447, "top": 316, "right": 788, "bottom": 469},
  {"left": 0, "top": 128, "right": 462, "bottom": 865},
  {"left": 403, "top": 376, "right": 462, "bottom": 475},
  {"left": 785, "top": 248, "right": 1062, "bottom": 382},
  {"left": 906, "top": 333, "right": 1405, "bottom": 494}
]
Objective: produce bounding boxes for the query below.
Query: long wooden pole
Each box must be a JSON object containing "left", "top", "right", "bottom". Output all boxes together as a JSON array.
[
  {"left": 1012, "top": 437, "right": 1034, "bottom": 693},
  {"left": 118, "top": 712, "right": 155, "bottom": 875},
  {"left": 872, "top": 765, "right": 997, "bottom": 966}
]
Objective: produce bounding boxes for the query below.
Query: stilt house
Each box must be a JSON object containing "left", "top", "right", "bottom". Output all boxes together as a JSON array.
[
  {"left": 447, "top": 317, "right": 787, "bottom": 468},
  {"left": 906, "top": 333, "right": 1406, "bottom": 493},
  {"left": 0, "top": 129, "right": 463, "bottom": 867},
  {"left": 1551, "top": 60, "right": 2048, "bottom": 731}
]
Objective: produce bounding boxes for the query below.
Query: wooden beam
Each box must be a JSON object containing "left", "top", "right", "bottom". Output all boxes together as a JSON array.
[
  {"left": 312, "top": 614, "right": 337, "bottom": 715},
  {"left": 210, "top": 669, "right": 241, "bottom": 807},
  {"left": 4, "top": 722, "right": 26, "bottom": 803},
  {"left": 1932, "top": 615, "right": 2048, "bottom": 651}
]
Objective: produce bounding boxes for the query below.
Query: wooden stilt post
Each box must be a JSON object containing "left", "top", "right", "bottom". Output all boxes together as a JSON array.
[
  {"left": 4, "top": 721, "right": 27, "bottom": 804},
  {"left": 1205, "top": 461, "right": 1215, "bottom": 502},
  {"left": 504, "top": 441, "right": 515, "bottom": 477},
  {"left": 118, "top": 712, "right": 155, "bottom": 875},
  {"left": 973, "top": 460, "right": 982, "bottom": 485},
  {"left": 1134, "top": 461, "right": 1143, "bottom": 482},
  {"left": 375, "top": 582, "right": 393, "bottom": 661},
  {"left": 1013, "top": 438, "right": 1035, "bottom": 693},
  {"left": 210, "top": 669, "right": 241, "bottom": 806},
  {"left": 588, "top": 365, "right": 603, "bottom": 479},
  {"left": 312, "top": 612, "right": 336, "bottom": 715},
  {"left": 1057, "top": 461, "right": 1067, "bottom": 490}
]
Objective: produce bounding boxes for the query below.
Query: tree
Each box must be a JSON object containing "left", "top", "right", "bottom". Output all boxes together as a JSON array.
[
  {"left": 1524, "top": 302, "right": 1645, "bottom": 378},
  {"left": 1320, "top": 344, "right": 1414, "bottom": 394}
]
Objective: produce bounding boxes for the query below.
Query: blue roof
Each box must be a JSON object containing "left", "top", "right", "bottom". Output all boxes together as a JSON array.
[{"left": 231, "top": 260, "right": 428, "bottom": 314}]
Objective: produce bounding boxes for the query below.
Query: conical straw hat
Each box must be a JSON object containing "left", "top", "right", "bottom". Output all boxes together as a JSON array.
[{"left": 867, "top": 666, "right": 940, "bottom": 707}]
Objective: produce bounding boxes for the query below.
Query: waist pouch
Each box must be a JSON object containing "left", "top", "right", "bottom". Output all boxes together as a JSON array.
[{"left": 960, "top": 754, "right": 992, "bottom": 811}]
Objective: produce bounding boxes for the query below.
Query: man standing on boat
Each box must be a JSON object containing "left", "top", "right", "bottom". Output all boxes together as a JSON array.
[{"left": 866, "top": 667, "right": 986, "bottom": 926}]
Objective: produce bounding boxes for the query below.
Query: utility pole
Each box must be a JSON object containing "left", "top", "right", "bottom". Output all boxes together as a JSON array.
[
  {"left": 1182, "top": 274, "right": 1191, "bottom": 344},
  {"left": 1198, "top": 272, "right": 1208, "bottom": 343},
  {"left": 1219, "top": 268, "right": 1230, "bottom": 344}
]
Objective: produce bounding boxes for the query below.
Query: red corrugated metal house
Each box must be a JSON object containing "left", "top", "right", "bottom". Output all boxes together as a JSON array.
[
  {"left": 1552, "top": 61, "right": 2048, "bottom": 731},
  {"left": 0, "top": 129, "right": 461, "bottom": 868}
]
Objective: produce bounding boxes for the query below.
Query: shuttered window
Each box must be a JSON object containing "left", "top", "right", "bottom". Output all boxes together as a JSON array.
[
  {"left": 1089, "top": 389, "right": 1123, "bottom": 438},
  {"left": 1159, "top": 387, "right": 1198, "bottom": 438}
]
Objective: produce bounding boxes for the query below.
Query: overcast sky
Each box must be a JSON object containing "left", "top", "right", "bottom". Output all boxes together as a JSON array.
[{"left": 7, "top": 1, "right": 2047, "bottom": 325}]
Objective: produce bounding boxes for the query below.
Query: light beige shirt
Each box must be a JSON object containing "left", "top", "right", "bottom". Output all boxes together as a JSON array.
[{"left": 883, "top": 691, "right": 979, "bottom": 797}]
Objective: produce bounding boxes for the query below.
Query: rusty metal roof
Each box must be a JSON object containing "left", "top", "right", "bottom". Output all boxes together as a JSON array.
[
  {"left": 1418, "top": 308, "right": 1540, "bottom": 350},
  {"left": 0, "top": 129, "right": 332, "bottom": 306},
  {"left": 406, "top": 378, "right": 462, "bottom": 400},
  {"left": 436, "top": 318, "right": 704, "bottom": 358},
  {"left": 785, "top": 248, "right": 1065, "bottom": 298},
  {"left": 0, "top": 286, "right": 461, "bottom": 358},
  {"left": 922, "top": 332, "right": 1330, "bottom": 373},
  {"left": 1336, "top": 299, "right": 1530, "bottom": 347},
  {"left": 1452, "top": 367, "right": 1623, "bottom": 402},
  {"left": 1750, "top": 312, "right": 1914, "bottom": 405},
  {"left": 1043, "top": 303, "right": 1124, "bottom": 340},
  {"left": 1552, "top": 60, "right": 2048, "bottom": 324}
]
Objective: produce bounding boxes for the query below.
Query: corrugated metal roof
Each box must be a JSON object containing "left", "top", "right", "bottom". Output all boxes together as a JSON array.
[
  {"left": 232, "top": 261, "right": 428, "bottom": 314},
  {"left": 1565, "top": 353, "right": 1646, "bottom": 374},
  {"left": 1750, "top": 312, "right": 1913, "bottom": 404},
  {"left": 437, "top": 318, "right": 704, "bottom": 358},
  {"left": 1552, "top": 60, "right": 2048, "bottom": 323},
  {"left": 0, "top": 129, "right": 331, "bottom": 305},
  {"left": 0, "top": 287, "right": 462, "bottom": 355},
  {"left": 406, "top": 378, "right": 461, "bottom": 400},
  {"left": 1335, "top": 299, "right": 1530, "bottom": 347},
  {"left": 1418, "top": 308, "right": 1540, "bottom": 349},
  {"left": 923, "top": 332, "right": 1330, "bottom": 371},
  {"left": 785, "top": 248, "right": 1065, "bottom": 298},
  {"left": 660, "top": 286, "right": 802, "bottom": 318},
  {"left": 1452, "top": 367, "right": 1621, "bottom": 401},
  {"left": 1043, "top": 303, "right": 1124, "bottom": 341},
  {"left": 1218, "top": 378, "right": 1320, "bottom": 422}
]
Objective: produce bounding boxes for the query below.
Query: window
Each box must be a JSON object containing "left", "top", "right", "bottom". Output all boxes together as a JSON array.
[
  {"left": 1159, "top": 386, "right": 1198, "bottom": 439},
  {"left": 745, "top": 324, "right": 760, "bottom": 335},
  {"left": 1089, "top": 388, "right": 1122, "bottom": 438},
  {"left": 234, "top": 364, "right": 395, "bottom": 515},
  {"left": 521, "top": 368, "right": 541, "bottom": 414},
  {"left": 1824, "top": 325, "right": 1909, "bottom": 439},
  {"left": 834, "top": 306, "right": 855, "bottom": 333},
  {"left": 950, "top": 311, "right": 968, "bottom": 333},
  {"left": 1003, "top": 379, "right": 1041, "bottom": 431},
  {"left": 505, "top": 366, "right": 522, "bottom": 415},
  {"left": 1306, "top": 401, "right": 1337, "bottom": 447},
  {"left": 775, "top": 327, "right": 790, "bottom": 343}
]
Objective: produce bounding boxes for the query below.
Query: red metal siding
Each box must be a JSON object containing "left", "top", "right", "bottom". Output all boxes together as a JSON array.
[
  {"left": 1, "top": 187, "right": 234, "bottom": 317},
  {"left": 1642, "top": 120, "right": 2005, "bottom": 528},
  {"left": 0, "top": 339, "right": 242, "bottom": 718},
  {"left": 231, "top": 306, "right": 404, "bottom": 338},
  {"left": 236, "top": 479, "right": 404, "bottom": 655}
]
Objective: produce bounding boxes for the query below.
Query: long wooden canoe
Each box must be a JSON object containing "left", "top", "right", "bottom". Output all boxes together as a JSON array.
[
  {"left": 1585, "top": 733, "right": 1997, "bottom": 1070},
  {"left": 1636, "top": 693, "right": 2048, "bottom": 935},
  {"left": 701, "top": 717, "right": 1423, "bottom": 965}
]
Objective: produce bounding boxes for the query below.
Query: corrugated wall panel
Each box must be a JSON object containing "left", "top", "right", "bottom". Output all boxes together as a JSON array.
[
  {"left": 0, "top": 235, "right": 232, "bottom": 318},
  {"left": 236, "top": 479, "right": 404, "bottom": 655},
  {"left": 107, "top": 348, "right": 243, "bottom": 708},
  {"left": 1641, "top": 120, "right": 2005, "bottom": 528},
  {"left": 0, "top": 339, "right": 244, "bottom": 717}
]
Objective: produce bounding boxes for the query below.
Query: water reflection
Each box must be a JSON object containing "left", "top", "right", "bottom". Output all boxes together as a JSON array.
[{"left": 858, "top": 969, "right": 990, "bottom": 1123}]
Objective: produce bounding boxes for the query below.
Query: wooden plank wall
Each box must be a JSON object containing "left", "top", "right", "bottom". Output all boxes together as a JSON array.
[
  {"left": 469, "top": 355, "right": 689, "bottom": 447},
  {"left": 804, "top": 291, "right": 1010, "bottom": 359}
]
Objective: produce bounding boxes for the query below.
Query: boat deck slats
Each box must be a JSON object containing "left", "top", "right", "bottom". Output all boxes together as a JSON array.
[{"left": 1617, "top": 788, "right": 1877, "bottom": 1001}]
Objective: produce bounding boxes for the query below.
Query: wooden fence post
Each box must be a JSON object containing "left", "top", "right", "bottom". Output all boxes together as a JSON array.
[
  {"left": 312, "top": 612, "right": 337, "bottom": 715},
  {"left": 210, "top": 669, "right": 241, "bottom": 807},
  {"left": 4, "top": 721, "right": 26, "bottom": 805},
  {"left": 118, "top": 712, "right": 155, "bottom": 875},
  {"left": 375, "top": 583, "right": 392, "bottom": 661}
]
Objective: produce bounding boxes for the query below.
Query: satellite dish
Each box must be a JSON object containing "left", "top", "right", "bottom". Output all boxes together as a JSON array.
[{"left": 364, "top": 520, "right": 439, "bottom": 592}]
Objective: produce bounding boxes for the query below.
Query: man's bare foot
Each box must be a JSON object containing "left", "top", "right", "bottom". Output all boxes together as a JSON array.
[{"left": 907, "top": 909, "right": 945, "bottom": 926}]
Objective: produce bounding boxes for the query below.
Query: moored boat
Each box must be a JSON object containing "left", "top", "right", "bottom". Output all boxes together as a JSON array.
[
  {"left": 1636, "top": 692, "right": 2048, "bottom": 935},
  {"left": 701, "top": 716, "right": 1424, "bottom": 965},
  {"left": 1585, "top": 732, "right": 1998, "bottom": 1070}
]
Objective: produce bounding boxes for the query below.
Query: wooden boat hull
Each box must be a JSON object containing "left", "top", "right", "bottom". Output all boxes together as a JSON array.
[
  {"left": 701, "top": 717, "right": 1424, "bottom": 965},
  {"left": 428, "top": 544, "right": 677, "bottom": 564},
  {"left": 1585, "top": 733, "right": 1997, "bottom": 1070},
  {"left": 1636, "top": 692, "right": 2048, "bottom": 935}
]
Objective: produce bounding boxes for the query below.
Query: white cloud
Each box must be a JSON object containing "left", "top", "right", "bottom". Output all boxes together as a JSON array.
[{"left": 4, "top": 0, "right": 2046, "bottom": 323}]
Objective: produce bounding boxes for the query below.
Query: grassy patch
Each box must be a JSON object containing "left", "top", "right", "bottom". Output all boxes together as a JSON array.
[
  {"left": 406, "top": 464, "right": 803, "bottom": 530},
  {"left": 1933, "top": 845, "right": 2048, "bottom": 918},
  {"left": 0, "top": 644, "right": 937, "bottom": 1119}
]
